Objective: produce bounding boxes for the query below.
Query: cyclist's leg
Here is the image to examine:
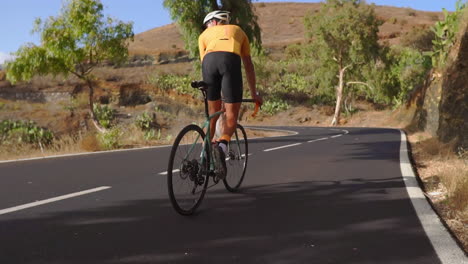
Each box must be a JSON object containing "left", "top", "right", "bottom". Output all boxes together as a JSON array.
[
  {"left": 208, "top": 100, "right": 222, "bottom": 142},
  {"left": 223, "top": 102, "right": 242, "bottom": 139},
  {"left": 219, "top": 52, "right": 243, "bottom": 144},
  {"left": 202, "top": 52, "right": 223, "bottom": 142}
]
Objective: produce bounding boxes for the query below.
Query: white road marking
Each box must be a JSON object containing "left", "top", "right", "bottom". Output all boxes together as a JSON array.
[
  {"left": 0, "top": 186, "right": 111, "bottom": 216},
  {"left": 342, "top": 130, "right": 350, "bottom": 134},
  {"left": 308, "top": 137, "right": 329, "bottom": 143},
  {"left": 263, "top": 143, "right": 302, "bottom": 152},
  {"left": 159, "top": 169, "right": 180, "bottom": 175},
  {"left": 160, "top": 153, "right": 253, "bottom": 174},
  {"left": 0, "top": 145, "right": 171, "bottom": 164},
  {"left": 1, "top": 127, "right": 297, "bottom": 164},
  {"left": 330, "top": 134, "right": 342, "bottom": 138},
  {"left": 399, "top": 131, "right": 466, "bottom": 263},
  {"left": 226, "top": 153, "right": 252, "bottom": 161}
]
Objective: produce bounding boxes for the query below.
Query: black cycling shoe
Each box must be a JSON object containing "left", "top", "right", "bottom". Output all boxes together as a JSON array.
[{"left": 213, "top": 144, "right": 227, "bottom": 180}]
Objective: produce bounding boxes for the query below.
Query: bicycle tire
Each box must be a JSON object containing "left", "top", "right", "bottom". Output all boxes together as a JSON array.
[
  {"left": 167, "top": 124, "right": 209, "bottom": 215},
  {"left": 223, "top": 124, "right": 248, "bottom": 192}
]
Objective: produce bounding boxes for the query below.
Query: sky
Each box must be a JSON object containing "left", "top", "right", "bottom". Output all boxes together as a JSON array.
[{"left": 0, "top": 0, "right": 462, "bottom": 64}]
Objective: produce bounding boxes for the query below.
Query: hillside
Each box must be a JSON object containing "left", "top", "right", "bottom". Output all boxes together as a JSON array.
[{"left": 129, "top": 2, "right": 443, "bottom": 59}]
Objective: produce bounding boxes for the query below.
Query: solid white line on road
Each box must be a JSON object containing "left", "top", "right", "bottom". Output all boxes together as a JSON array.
[
  {"left": 0, "top": 186, "right": 111, "bottom": 216},
  {"left": 0, "top": 145, "right": 172, "bottom": 164},
  {"left": 308, "top": 137, "right": 329, "bottom": 143},
  {"left": 263, "top": 143, "right": 302, "bottom": 152},
  {"left": 399, "top": 131, "right": 466, "bottom": 263},
  {"left": 330, "top": 134, "right": 342, "bottom": 138}
]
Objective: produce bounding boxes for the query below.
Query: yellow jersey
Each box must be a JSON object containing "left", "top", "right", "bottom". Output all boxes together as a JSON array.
[{"left": 198, "top": 24, "right": 251, "bottom": 61}]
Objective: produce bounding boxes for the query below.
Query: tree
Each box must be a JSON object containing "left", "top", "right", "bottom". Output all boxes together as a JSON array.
[
  {"left": 6, "top": 0, "right": 134, "bottom": 132},
  {"left": 304, "top": 0, "right": 381, "bottom": 125},
  {"left": 163, "top": 0, "right": 262, "bottom": 59}
]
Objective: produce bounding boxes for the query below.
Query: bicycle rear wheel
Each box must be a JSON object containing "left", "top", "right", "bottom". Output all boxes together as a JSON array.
[
  {"left": 223, "top": 124, "right": 248, "bottom": 192},
  {"left": 167, "top": 124, "right": 209, "bottom": 215}
]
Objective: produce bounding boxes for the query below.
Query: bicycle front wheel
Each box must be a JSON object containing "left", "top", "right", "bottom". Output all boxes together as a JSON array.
[
  {"left": 167, "top": 124, "right": 209, "bottom": 215},
  {"left": 223, "top": 124, "right": 248, "bottom": 192}
]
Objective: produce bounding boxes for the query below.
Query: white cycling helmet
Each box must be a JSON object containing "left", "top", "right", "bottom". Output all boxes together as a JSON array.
[{"left": 203, "top": 10, "right": 230, "bottom": 25}]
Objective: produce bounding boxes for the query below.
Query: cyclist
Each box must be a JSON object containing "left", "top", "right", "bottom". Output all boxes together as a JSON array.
[{"left": 198, "top": 10, "right": 262, "bottom": 178}]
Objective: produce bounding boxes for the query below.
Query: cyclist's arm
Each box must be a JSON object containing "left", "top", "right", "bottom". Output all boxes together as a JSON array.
[
  {"left": 242, "top": 55, "right": 262, "bottom": 105},
  {"left": 198, "top": 35, "right": 206, "bottom": 61}
]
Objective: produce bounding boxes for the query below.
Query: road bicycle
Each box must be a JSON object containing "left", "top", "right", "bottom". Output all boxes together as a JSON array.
[{"left": 167, "top": 81, "right": 259, "bottom": 215}]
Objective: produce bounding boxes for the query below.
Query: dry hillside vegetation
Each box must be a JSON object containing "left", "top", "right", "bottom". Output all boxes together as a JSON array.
[{"left": 129, "top": 2, "right": 442, "bottom": 56}]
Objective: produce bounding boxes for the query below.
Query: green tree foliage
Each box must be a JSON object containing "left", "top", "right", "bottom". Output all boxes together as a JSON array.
[
  {"left": 163, "top": 0, "right": 262, "bottom": 59},
  {"left": 429, "top": 0, "right": 465, "bottom": 68},
  {"left": 5, "top": 0, "right": 134, "bottom": 131},
  {"left": 366, "top": 46, "right": 431, "bottom": 106},
  {"left": 304, "top": 0, "right": 381, "bottom": 125}
]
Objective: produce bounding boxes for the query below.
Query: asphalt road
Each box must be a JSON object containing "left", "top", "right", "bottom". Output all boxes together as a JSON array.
[{"left": 0, "top": 126, "right": 465, "bottom": 264}]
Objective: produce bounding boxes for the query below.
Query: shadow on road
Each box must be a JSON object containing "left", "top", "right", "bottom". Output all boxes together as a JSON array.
[{"left": 0, "top": 177, "right": 438, "bottom": 264}]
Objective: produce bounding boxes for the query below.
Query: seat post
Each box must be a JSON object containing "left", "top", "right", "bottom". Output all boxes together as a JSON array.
[{"left": 202, "top": 90, "right": 209, "bottom": 119}]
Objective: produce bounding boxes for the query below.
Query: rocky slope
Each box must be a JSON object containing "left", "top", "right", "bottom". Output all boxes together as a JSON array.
[{"left": 411, "top": 22, "right": 468, "bottom": 150}]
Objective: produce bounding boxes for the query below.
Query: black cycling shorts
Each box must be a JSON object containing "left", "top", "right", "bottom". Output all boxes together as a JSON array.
[{"left": 202, "top": 51, "right": 243, "bottom": 103}]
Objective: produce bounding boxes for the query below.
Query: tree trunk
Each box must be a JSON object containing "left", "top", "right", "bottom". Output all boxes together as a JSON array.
[
  {"left": 331, "top": 65, "right": 351, "bottom": 126},
  {"left": 86, "top": 79, "right": 107, "bottom": 133}
]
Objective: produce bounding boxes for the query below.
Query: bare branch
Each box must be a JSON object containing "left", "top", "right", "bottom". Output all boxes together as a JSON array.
[
  {"left": 341, "top": 64, "right": 353, "bottom": 73},
  {"left": 347, "top": 81, "right": 374, "bottom": 91}
]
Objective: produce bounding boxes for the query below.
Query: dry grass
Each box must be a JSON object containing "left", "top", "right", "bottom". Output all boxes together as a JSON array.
[
  {"left": 0, "top": 134, "right": 85, "bottom": 161},
  {"left": 408, "top": 132, "right": 468, "bottom": 251}
]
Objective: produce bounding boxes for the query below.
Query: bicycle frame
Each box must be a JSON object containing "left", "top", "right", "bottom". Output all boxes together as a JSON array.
[{"left": 182, "top": 81, "right": 249, "bottom": 176}]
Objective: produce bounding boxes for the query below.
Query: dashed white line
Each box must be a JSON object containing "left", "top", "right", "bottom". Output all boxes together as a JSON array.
[
  {"left": 264, "top": 143, "right": 302, "bottom": 152},
  {"left": 308, "top": 137, "right": 329, "bottom": 143},
  {"left": 159, "top": 169, "right": 180, "bottom": 175},
  {"left": 159, "top": 153, "right": 254, "bottom": 175},
  {"left": 0, "top": 186, "right": 111, "bottom": 216}
]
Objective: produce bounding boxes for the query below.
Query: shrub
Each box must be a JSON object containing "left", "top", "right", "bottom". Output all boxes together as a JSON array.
[
  {"left": 93, "top": 104, "right": 116, "bottom": 129},
  {"left": 135, "top": 112, "right": 160, "bottom": 140},
  {"left": 135, "top": 112, "right": 155, "bottom": 130},
  {"left": 98, "top": 128, "right": 121, "bottom": 150},
  {"left": 0, "top": 120, "right": 54, "bottom": 146},
  {"left": 401, "top": 26, "right": 435, "bottom": 52},
  {"left": 388, "top": 17, "right": 398, "bottom": 24},
  {"left": 407, "top": 11, "right": 417, "bottom": 17},
  {"left": 148, "top": 73, "right": 194, "bottom": 96},
  {"left": 261, "top": 99, "right": 290, "bottom": 115}
]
